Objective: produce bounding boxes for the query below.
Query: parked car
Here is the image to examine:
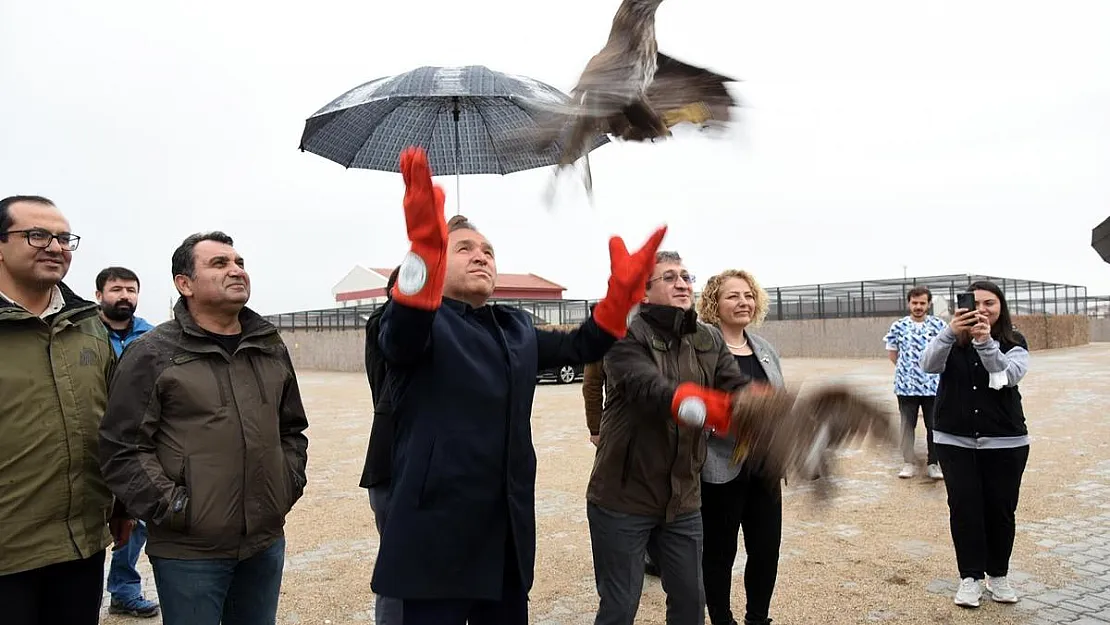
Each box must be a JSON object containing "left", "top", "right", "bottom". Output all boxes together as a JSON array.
[{"left": 536, "top": 363, "right": 584, "bottom": 384}]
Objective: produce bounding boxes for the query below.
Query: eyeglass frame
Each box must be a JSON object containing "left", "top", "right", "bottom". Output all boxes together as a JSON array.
[
  {"left": 647, "top": 270, "right": 696, "bottom": 287},
  {"left": 0, "top": 228, "right": 82, "bottom": 251}
]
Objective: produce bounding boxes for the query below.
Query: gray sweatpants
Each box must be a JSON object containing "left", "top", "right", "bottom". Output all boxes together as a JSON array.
[{"left": 587, "top": 502, "right": 705, "bottom": 625}]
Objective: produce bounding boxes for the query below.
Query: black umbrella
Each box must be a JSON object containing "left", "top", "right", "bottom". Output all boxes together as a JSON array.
[
  {"left": 298, "top": 65, "right": 609, "bottom": 212},
  {"left": 1093, "top": 216, "right": 1110, "bottom": 264}
]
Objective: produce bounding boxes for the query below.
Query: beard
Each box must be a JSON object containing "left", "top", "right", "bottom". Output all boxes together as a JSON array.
[{"left": 102, "top": 301, "right": 135, "bottom": 322}]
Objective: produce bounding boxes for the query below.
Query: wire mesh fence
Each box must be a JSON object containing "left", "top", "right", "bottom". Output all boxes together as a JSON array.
[
  {"left": 263, "top": 275, "right": 1107, "bottom": 330},
  {"left": 762, "top": 274, "right": 1097, "bottom": 321},
  {"left": 264, "top": 298, "right": 595, "bottom": 330}
]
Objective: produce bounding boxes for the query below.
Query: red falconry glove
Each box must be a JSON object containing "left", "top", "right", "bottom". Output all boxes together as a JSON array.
[
  {"left": 671, "top": 382, "right": 733, "bottom": 433},
  {"left": 591, "top": 225, "right": 668, "bottom": 338},
  {"left": 391, "top": 146, "right": 448, "bottom": 310}
]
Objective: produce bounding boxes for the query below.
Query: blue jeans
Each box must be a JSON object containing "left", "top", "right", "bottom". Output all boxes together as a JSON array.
[
  {"left": 150, "top": 536, "right": 286, "bottom": 625},
  {"left": 369, "top": 486, "right": 403, "bottom": 625},
  {"left": 107, "top": 519, "right": 148, "bottom": 603}
]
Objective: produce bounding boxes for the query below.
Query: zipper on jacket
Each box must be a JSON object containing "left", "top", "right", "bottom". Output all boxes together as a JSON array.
[{"left": 47, "top": 337, "right": 80, "bottom": 555}]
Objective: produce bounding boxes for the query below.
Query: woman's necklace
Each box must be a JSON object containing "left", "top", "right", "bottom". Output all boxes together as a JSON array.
[{"left": 726, "top": 337, "right": 749, "bottom": 350}]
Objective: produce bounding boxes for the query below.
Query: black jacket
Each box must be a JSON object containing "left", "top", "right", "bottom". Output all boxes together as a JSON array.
[
  {"left": 923, "top": 327, "right": 1029, "bottom": 438},
  {"left": 370, "top": 297, "right": 616, "bottom": 601},
  {"left": 360, "top": 305, "right": 393, "bottom": 489}
]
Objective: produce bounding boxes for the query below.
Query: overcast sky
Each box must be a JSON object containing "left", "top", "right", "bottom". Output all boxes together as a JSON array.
[{"left": 3, "top": 0, "right": 1108, "bottom": 323}]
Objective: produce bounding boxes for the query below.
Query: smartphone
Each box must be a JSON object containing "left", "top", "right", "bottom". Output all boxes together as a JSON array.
[{"left": 956, "top": 292, "right": 975, "bottom": 311}]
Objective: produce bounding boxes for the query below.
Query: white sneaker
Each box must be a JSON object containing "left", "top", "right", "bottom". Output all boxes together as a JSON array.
[
  {"left": 985, "top": 575, "right": 1018, "bottom": 603},
  {"left": 926, "top": 463, "right": 944, "bottom": 480},
  {"left": 898, "top": 463, "right": 916, "bottom": 479},
  {"left": 955, "top": 577, "right": 982, "bottom": 608}
]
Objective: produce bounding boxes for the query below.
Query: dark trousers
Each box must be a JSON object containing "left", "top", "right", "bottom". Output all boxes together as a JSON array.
[
  {"left": 935, "top": 444, "right": 1030, "bottom": 580},
  {"left": 401, "top": 534, "right": 528, "bottom": 625},
  {"left": 150, "top": 536, "right": 286, "bottom": 625},
  {"left": 587, "top": 502, "right": 704, "bottom": 625},
  {"left": 897, "top": 395, "right": 937, "bottom": 464},
  {"left": 701, "top": 471, "right": 782, "bottom": 625},
  {"left": 369, "top": 486, "right": 403, "bottom": 625},
  {"left": 0, "top": 550, "right": 105, "bottom": 625}
]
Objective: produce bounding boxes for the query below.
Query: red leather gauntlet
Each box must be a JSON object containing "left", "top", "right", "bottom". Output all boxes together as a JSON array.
[
  {"left": 391, "top": 147, "right": 448, "bottom": 310},
  {"left": 592, "top": 225, "right": 668, "bottom": 338},
  {"left": 671, "top": 382, "right": 732, "bottom": 433}
]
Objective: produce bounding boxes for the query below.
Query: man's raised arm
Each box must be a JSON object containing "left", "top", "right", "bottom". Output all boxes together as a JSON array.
[
  {"left": 378, "top": 146, "right": 448, "bottom": 365},
  {"left": 535, "top": 226, "right": 668, "bottom": 370}
]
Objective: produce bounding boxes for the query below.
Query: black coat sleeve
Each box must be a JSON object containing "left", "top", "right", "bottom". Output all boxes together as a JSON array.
[{"left": 534, "top": 316, "right": 617, "bottom": 371}]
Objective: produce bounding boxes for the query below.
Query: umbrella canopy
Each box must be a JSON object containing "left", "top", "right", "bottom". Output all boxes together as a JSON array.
[
  {"left": 1093, "top": 216, "right": 1110, "bottom": 264},
  {"left": 298, "top": 65, "right": 609, "bottom": 176}
]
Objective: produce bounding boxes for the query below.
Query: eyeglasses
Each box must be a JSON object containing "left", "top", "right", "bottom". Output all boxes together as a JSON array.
[
  {"left": 648, "top": 271, "right": 695, "bottom": 286},
  {"left": 1, "top": 228, "right": 81, "bottom": 251}
]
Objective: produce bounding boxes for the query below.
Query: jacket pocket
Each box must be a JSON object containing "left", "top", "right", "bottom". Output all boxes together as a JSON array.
[
  {"left": 183, "top": 452, "right": 239, "bottom": 540},
  {"left": 619, "top": 433, "right": 637, "bottom": 487}
]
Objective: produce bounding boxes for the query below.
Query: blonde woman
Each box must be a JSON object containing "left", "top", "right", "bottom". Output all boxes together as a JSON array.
[{"left": 696, "top": 270, "right": 785, "bottom": 625}]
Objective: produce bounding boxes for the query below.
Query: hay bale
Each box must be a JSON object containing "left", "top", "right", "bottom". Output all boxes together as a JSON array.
[{"left": 1045, "top": 315, "right": 1089, "bottom": 348}]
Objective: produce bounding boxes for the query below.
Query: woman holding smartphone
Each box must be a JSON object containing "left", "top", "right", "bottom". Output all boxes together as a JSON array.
[{"left": 920, "top": 280, "right": 1030, "bottom": 609}]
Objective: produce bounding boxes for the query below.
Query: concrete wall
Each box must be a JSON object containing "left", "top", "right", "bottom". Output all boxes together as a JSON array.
[
  {"left": 282, "top": 329, "right": 365, "bottom": 373},
  {"left": 1092, "top": 318, "right": 1110, "bottom": 342},
  {"left": 753, "top": 314, "right": 1090, "bottom": 358},
  {"left": 280, "top": 316, "right": 1093, "bottom": 372}
]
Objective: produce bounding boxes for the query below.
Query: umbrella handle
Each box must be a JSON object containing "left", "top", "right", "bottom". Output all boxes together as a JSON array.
[{"left": 453, "top": 97, "right": 461, "bottom": 215}]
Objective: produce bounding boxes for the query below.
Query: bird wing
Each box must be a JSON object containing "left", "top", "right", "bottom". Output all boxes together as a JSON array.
[{"left": 643, "top": 51, "right": 740, "bottom": 129}]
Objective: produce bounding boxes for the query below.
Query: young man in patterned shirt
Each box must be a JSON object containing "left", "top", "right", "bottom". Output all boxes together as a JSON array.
[{"left": 883, "top": 286, "right": 947, "bottom": 480}]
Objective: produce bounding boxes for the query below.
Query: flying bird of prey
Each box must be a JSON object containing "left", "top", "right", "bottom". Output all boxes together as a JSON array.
[
  {"left": 526, "top": 0, "right": 742, "bottom": 200},
  {"left": 725, "top": 384, "right": 898, "bottom": 504}
]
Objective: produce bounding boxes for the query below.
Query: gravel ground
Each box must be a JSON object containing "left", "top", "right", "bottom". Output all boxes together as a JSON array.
[{"left": 102, "top": 343, "right": 1110, "bottom": 625}]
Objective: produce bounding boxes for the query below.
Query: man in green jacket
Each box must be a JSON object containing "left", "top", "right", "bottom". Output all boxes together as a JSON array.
[{"left": 0, "top": 195, "right": 132, "bottom": 625}]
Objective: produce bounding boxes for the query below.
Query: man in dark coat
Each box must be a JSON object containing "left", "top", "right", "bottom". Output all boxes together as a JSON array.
[
  {"left": 360, "top": 265, "right": 401, "bottom": 625},
  {"left": 368, "top": 146, "right": 679, "bottom": 625}
]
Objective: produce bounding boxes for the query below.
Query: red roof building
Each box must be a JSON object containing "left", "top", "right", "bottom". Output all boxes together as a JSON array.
[{"left": 332, "top": 265, "right": 566, "bottom": 306}]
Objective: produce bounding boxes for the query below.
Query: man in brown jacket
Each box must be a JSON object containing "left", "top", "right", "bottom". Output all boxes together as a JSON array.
[
  {"left": 99, "top": 231, "right": 309, "bottom": 625},
  {"left": 586, "top": 250, "right": 749, "bottom": 625}
]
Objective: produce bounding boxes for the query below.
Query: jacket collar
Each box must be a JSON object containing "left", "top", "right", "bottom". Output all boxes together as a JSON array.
[
  {"left": 171, "top": 297, "right": 274, "bottom": 344},
  {"left": 0, "top": 281, "right": 98, "bottom": 324},
  {"left": 639, "top": 303, "right": 699, "bottom": 337}
]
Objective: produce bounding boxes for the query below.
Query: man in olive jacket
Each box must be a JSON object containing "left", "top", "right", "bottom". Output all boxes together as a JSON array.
[
  {"left": 99, "top": 231, "right": 309, "bottom": 625},
  {"left": 0, "top": 195, "right": 132, "bottom": 625},
  {"left": 587, "top": 250, "right": 750, "bottom": 625}
]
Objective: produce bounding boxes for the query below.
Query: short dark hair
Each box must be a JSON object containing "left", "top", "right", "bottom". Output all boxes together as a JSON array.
[
  {"left": 385, "top": 266, "right": 400, "bottom": 299},
  {"left": 967, "top": 280, "right": 1019, "bottom": 346},
  {"left": 0, "top": 195, "right": 55, "bottom": 243},
  {"left": 447, "top": 214, "right": 478, "bottom": 233},
  {"left": 907, "top": 286, "right": 931, "bottom": 302},
  {"left": 171, "top": 231, "right": 235, "bottom": 279},
  {"left": 96, "top": 266, "right": 141, "bottom": 292}
]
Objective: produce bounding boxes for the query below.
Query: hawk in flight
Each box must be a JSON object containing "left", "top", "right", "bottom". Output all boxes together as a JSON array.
[{"left": 527, "top": 0, "right": 742, "bottom": 198}]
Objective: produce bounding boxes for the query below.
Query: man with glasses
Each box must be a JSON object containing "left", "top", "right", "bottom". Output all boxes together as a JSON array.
[
  {"left": 0, "top": 195, "right": 133, "bottom": 625},
  {"left": 586, "top": 250, "right": 751, "bottom": 625}
]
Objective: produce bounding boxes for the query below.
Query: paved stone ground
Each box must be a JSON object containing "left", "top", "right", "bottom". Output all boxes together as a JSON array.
[{"left": 99, "top": 343, "right": 1110, "bottom": 625}]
